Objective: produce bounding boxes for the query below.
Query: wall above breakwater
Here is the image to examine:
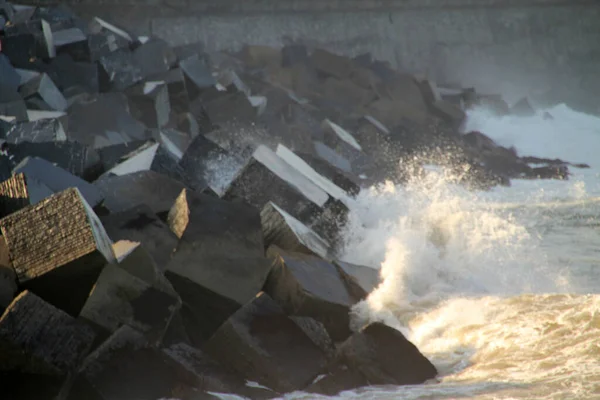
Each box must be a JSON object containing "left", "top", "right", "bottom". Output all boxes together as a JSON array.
[{"left": 24, "top": 0, "right": 600, "bottom": 112}]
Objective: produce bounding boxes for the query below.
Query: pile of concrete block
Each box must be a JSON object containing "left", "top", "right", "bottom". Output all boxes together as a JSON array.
[{"left": 0, "top": 2, "right": 587, "bottom": 398}]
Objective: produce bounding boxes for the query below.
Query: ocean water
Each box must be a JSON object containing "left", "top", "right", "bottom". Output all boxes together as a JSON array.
[{"left": 208, "top": 104, "right": 600, "bottom": 400}]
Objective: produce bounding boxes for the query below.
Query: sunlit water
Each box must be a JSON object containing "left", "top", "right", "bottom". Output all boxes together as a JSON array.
[{"left": 210, "top": 105, "right": 600, "bottom": 400}]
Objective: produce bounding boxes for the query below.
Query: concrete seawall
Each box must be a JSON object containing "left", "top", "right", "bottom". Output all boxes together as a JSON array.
[{"left": 24, "top": 0, "right": 600, "bottom": 111}]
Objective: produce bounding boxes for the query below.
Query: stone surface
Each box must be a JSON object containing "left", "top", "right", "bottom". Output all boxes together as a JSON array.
[
  {"left": 13, "top": 156, "right": 104, "bottom": 208},
  {"left": 179, "top": 55, "right": 216, "bottom": 99},
  {"left": 0, "top": 188, "right": 115, "bottom": 315},
  {"left": 80, "top": 264, "right": 181, "bottom": 344},
  {"left": 265, "top": 249, "right": 359, "bottom": 341},
  {"left": 261, "top": 202, "right": 330, "bottom": 259},
  {"left": 310, "top": 323, "right": 438, "bottom": 395},
  {"left": 0, "top": 85, "right": 28, "bottom": 122},
  {"left": 100, "top": 142, "right": 159, "bottom": 178},
  {"left": 0, "top": 290, "right": 95, "bottom": 375},
  {"left": 94, "top": 170, "right": 187, "bottom": 215},
  {"left": 205, "top": 292, "right": 327, "bottom": 393},
  {"left": 4, "top": 118, "right": 67, "bottom": 144},
  {"left": 100, "top": 204, "right": 178, "bottom": 270},
  {"left": 19, "top": 73, "right": 68, "bottom": 112},
  {"left": 166, "top": 189, "right": 270, "bottom": 345},
  {"left": 126, "top": 80, "right": 171, "bottom": 128}
]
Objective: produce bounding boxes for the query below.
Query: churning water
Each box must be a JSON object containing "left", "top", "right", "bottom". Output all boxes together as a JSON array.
[{"left": 208, "top": 104, "right": 600, "bottom": 400}]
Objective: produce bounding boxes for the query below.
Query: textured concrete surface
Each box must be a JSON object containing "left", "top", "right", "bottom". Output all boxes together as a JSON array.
[{"left": 23, "top": 0, "right": 600, "bottom": 110}]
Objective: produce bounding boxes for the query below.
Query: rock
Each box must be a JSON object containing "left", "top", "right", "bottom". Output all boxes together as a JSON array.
[
  {"left": 261, "top": 202, "right": 330, "bottom": 259},
  {"left": 311, "top": 49, "right": 354, "bottom": 80},
  {"left": 0, "top": 237, "right": 17, "bottom": 312},
  {"left": 94, "top": 170, "right": 188, "bottom": 215},
  {"left": 0, "top": 84, "right": 28, "bottom": 122},
  {"left": 4, "top": 118, "right": 66, "bottom": 144},
  {"left": 290, "top": 316, "right": 337, "bottom": 360},
  {"left": 126, "top": 81, "right": 171, "bottom": 129},
  {"left": 0, "top": 290, "right": 95, "bottom": 374},
  {"left": 334, "top": 260, "right": 380, "bottom": 295},
  {"left": 163, "top": 343, "right": 276, "bottom": 399},
  {"left": 99, "top": 204, "right": 179, "bottom": 270},
  {"left": 205, "top": 292, "right": 327, "bottom": 393},
  {"left": 80, "top": 264, "right": 181, "bottom": 345},
  {"left": 511, "top": 97, "right": 536, "bottom": 117},
  {"left": 19, "top": 73, "right": 68, "bottom": 112},
  {"left": 0, "top": 54, "right": 21, "bottom": 91},
  {"left": 179, "top": 132, "right": 244, "bottom": 195},
  {"left": 13, "top": 156, "right": 104, "bottom": 208},
  {"left": 165, "top": 189, "right": 270, "bottom": 345},
  {"left": 0, "top": 173, "right": 33, "bottom": 218},
  {"left": 0, "top": 188, "right": 116, "bottom": 315},
  {"left": 525, "top": 165, "right": 569, "bottom": 180},
  {"left": 265, "top": 249, "right": 361, "bottom": 341},
  {"left": 66, "top": 325, "right": 200, "bottom": 400},
  {"left": 309, "top": 323, "right": 437, "bottom": 395},
  {"left": 222, "top": 145, "right": 328, "bottom": 226}
]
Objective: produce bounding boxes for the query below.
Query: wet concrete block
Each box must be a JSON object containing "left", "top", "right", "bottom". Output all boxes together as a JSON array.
[
  {"left": 149, "top": 68, "right": 189, "bottom": 114},
  {"left": 117, "top": 245, "right": 176, "bottom": 295},
  {"left": 87, "top": 31, "right": 130, "bottom": 62},
  {"left": 311, "top": 323, "right": 437, "bottom": 394},
  {"left": 153, "top": 128, "right": 192, "bottom": 160},
  {"left": 66, "top": 325, "right": 199, "bottom": 400},
  {"left": 67, "top": 93, "right": 146, "bottom": 147},
  {"left": 53, "top": 27, "right": 88, "bottom": 59},
  {"left": 265, "top": 250, "right": 359, "bottom": 342},
  {"left": 223, "top": 145, "right": 328, "bottom": 226},
  {"left": 294, "top": 150, "right": 361, "bottom": 196},
  {"left": 8, "top": 140, "right": 102, "bottom": 180},
  {"left": 311, "top": 49, "right": 354, "bottom": 80},
  {"left": 0, "top": 290, "right": 95, "bottom": 375},
  {"left": 0, "top": 173, "right": 33, "bottom": 218},
  {"left": 100, "top": 142, "right": 159, "bottom": 178},
  {"left": 313, "top": 141, "right": 353, "bottom": 173},
  {"left": 205, "top": 292, "right": 327, "bottom": 393},
  {"left": 0, "top": 85, "right": 28, "bottom": 122},
  {"left": 47, "top": 54, "right": 99, "bottom": 93},
  {"left": 94, "top": 170, "right": 188, "bottom": 215},
  {"left": 1, "top": 33, "right": 37, "bottom": 68},
  {"left": 13, "top": 156, "right": 103, "bottom": 207},
  {"left": 178, "top": 133, "right": 243, "bottom": 195},
  {"left": 100, "top": 204, "right": 178, "bottom": 271},
  {"left": 0, "top": 188, "right": 115, "bottom": 315},
  {"left": 0, "top": 54, "right": 21, "bottom": 91},
  {"left": 200, "top": 91, "right": 257, "bottom": 127},
  {"left": 4, "top": 118, "right": 66, "bottom": 144},
  {"left": 261, "top": 202, "right": 330, "bottom": 259},
  {"left": 98, "top": 48, "right": 143, "bottom": 91},
  {"left": 126, "top": 81, "right": 171, "bottom": 128},
  {"left": 179, "top": 55, "right": 215, "bottom": 99},
  {"left": 334, "top": 260, "right": 380, "bottom": 296},
  {"left": 134, "top": 38, "right": 176, "bottom": 78},
  {"left": 19, "top": 73, "right": 67, "bottom": 112},
  {"left": 80, "top": 264, "right": 180, "bottom": 345},
  {"left": 96, "top": 139, "right": 149, "bottom": 172}
]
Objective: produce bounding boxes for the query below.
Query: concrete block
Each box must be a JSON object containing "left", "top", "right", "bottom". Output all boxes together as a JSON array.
[
  {"left": 154, "top": 128, "right": 192, "bottom": 160},
  {"left": 87, "top": 31, "right": 130, "bottom": 62},
  {"left": 205, "top": 292, "right": 327, "bottom": 393},
  {"left": 149, "top": 68, "right": 189, "bottom": 114},
  {"left": 13, "top": 156, "right": 103, "bottom": 208},
  {"left": 240, "top": 44, "right": 282, "bottom": 69},
  {"left": 1, "top": 33, "right": 37, "bottom": 68},
  {"left": 292, "top": 150, "right": 361, "bottom": 196},
  {"left": 0, "top": 54, "right": 20, "bottom": 91},
  {"left": 200, "top": 91, "right": 257, "bottom": 127},
  {"left": 98, "top": 48, "right": 144, "bottom": 91},
  {"left": 47, "top": 54, "right": 99, "bottom": 93},
  {"left": 100, "top": 142, "right": 159, "bottom": 178},
  {"left": 291, "top": 316, "right": 337, "bottom": 360},
  {"left": 0, "top": 237, "right": 17, "bottom": 312},
  {"left": 311, "top": 49, "right": 354, "bottom": 80},
  {"left": 96, "top": 139, "right": 149, "bottom": 172},
  {"left": 334, "top": 260, "right": 380, "bottom": 295},
  {"left": 126, "top": 81, "right": 171, "bottom": 128},
  {"left": 313, "top": 141, "right": 352, "bottom": 173},
  {"left": 0, "top": 188, "right": 115, "bottom": 315},
  {"left": 430, "top": 99, "right": 466, "bottom": 127},
  {"left": 4, "top": 118, "right": 66, "bottom": 144},
  {"left": 310, "top": 323, "right": 437, "bottom": 395},
  {"left": 165, "top": 189, "right": 269, "bottom": 345},
  {"left": 117, "top": 245, "right": 176, "bottom": 295},
  {"left": 66, "top": 325, "right": 199, "bottom": 400},
  {"left": 133, "top": 38, "right": 176, "bottom": 78},
  {"left": 265, "top": 250, "right": 359, "bottom": 341},
  {"left": 94, "top": 170, "right": 188, "bottom": 215},
  {"left": 511, "top": 97, "right": 536, "bottom": 117},
  {"left": 322, "top": 77, "right": 377, "bottom": 109},
  {"left": 261, "top": 202, "right": 330, "bottom": 259},
  {"left": 19, "top": 73, "right": 67, "bottom": 112},
  {"left": 80, "top": 264, "right": 181, "bottom": 344},
  {"left": 282, "top": 44, "right": 309, "bottom": 67},
  {"left": 223, "top": 145, "right": 328, "bottom": 226},
  {"left": 0, "top": 85, "right": 28, "bottom": 122},
  {"left": 100, "top": 204, "right": 178, "bottom": 271},
  {"left": 179, "top": 55, "right": 215, "bottom": 99},
  {"left": 0, "top": 291, "right": 95, "bottom": 375},
  {"left": 0, "top": 173, "right": 34, "bottom": 218}
]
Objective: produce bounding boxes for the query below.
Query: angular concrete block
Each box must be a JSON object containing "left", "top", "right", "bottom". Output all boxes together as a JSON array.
[
  {"left": 511, "top": 97, "right": 536, "bottom": 117},
  {"left": 261, "top": 202, "right": 330, "bottom": 259},
  {"left": 311, "top": 49, "right": 354, "bottom": 80},
  {"left": 430, "top": 99, "right": 466, "bottom": 127},
  {"left": 265, "top": 250, "right": 360, "bottom": 341},
  {"left": 47, "top": 54, "right": 99, "bottom": 93},
  {"left": 117, "top": 245, "right": 176, "bottom": 295},
  {"left": 4, "top": 118, "right": 66, "bottom": 144},
  {"left": 100, "top": 142, "right": 159, "bottom": 178},
  {"left": 98, "top": 48, "right": 143, "bottom": 91},
  {"left": 0, "top": 54, "right": 20, "bottom": 91},
  {"left": 200, "top": 91, "right": 257, "bottom": 127},
  {"left": 126, "top": 81, "right": 171, "bottom": 128},
  {"left": 313, "top": 141, "right": 352, "bottom": 173},
  {"left": 96, "top": 139, "right": 149, "bottom": 172},
  {"left": 94, "top": 170, "right": 187, "bottom": 215},
  {"left": 0, "top": 85, "right": 28, "bottom": 122},
  {"left": 19, "top": 73, "right": 67, "bottom": 112},
  {"left": 0, "top": 237, "right": 17, "bottom": 312},
  {"left": 179, "top": 55, "right": 215, "bottom": 99},
  {"left": 67, "top": 325, "right": 199, "bottom": 400},
  {"left": 312, "top": 323, "right": 437, "bottom": 394},
  {"left": 205, "top": 292, "right": 327, "bottom": 393},
  {"left": 240, "top": 44, "right": 282, "bottom": 69},
  {"left": 149, "top": 68, "right": 189, "bottom": 114},
  {"left": 223, "top": 145, "right": 328, "bottom": 226},
  {"left": 293, "top": 150, "right": 361, "bottom": 196},
  {"left": 0, "top": 188, "right": 115, "bottom": 315},
  {"left": 13, "top": 156, "right": 103, "bottom": 208},
  {"left": 100, "top": 204, "right": 178, "bottom": 271},
  {"left": 80, "top": 264, "right": 181, "bottom": 344},
  {"left": 282, "top": 44, "right": 309, "bottom": 67},
  {"left": 322, "top": 77, "right": 376, "bottom": 109},
  {"left": 166, "top": 190, "right": 270, "bottom": 344},
  {"left": 133, "top": 38, "right": 176, "bottom": 78},
  {"left": 0, "top": 173, "right": 33, "bottom": 218},
  {"left": 0, "top": 290, "right": 95, "bottom": 375},
  {"left": 1, "top": 33, "right": 37, "bottom": 68},
  {"left": 334, "top": 260, "right": 380, "bottom": 295}
]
